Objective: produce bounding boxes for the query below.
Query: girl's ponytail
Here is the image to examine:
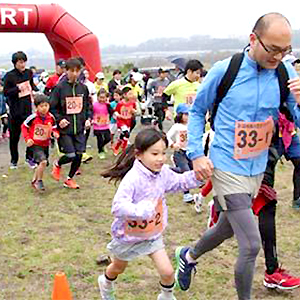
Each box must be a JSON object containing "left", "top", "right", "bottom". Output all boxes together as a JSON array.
[{"left": 101, "top": 144, "right": 135, "bottom": 183}]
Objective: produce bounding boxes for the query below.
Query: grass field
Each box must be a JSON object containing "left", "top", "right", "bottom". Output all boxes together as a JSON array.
[{"left": 0, "top": 127, "right": 300, "bottom": 300}]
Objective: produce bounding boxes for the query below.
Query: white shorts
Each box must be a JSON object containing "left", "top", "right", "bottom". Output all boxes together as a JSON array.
[{"left": 107, "top": 236, "right": 164, "bottom": 261}]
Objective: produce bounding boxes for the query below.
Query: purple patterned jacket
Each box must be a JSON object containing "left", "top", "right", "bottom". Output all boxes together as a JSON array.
[{"left": 111, "top": 159, "right": 202, "bottom": 244}]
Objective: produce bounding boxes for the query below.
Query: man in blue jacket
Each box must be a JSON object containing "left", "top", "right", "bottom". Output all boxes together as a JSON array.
[{"left": 175, "top": 13, "right": 300, "bottom": 300}]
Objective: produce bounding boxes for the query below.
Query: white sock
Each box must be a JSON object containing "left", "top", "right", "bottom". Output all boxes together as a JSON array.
[
  {"left": 103, "top": 274, "right": 115, "bottom": 288},
  {"left": 186, "top": 250, "right": 197, "bottom": 264},
  {"left": 160, "top": 282, "right": 174, "bottom": 299}
]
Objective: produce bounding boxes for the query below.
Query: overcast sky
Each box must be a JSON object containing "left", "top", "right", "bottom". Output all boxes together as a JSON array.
[{"left": 0, "top": 0, "right": 299, "bottom": 53}]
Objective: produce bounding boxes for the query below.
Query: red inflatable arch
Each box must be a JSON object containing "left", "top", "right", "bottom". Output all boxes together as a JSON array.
[{"left": 0, "top": 3, "right": 101, "bottom": 80}]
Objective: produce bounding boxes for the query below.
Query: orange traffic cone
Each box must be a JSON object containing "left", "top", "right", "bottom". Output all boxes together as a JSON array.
[{"left": 52, "top": 271, "right": 72, "bottom": 300}]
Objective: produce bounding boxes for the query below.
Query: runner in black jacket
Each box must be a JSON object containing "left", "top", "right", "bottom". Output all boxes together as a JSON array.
[
  {"left": 50, "top": 58, "right": 92, "bottom": 189},
  {"left": 4, "top": 51, "right": 38, "bottom": 168}
]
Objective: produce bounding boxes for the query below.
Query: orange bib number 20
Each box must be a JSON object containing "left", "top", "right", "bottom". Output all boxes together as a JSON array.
[
  {"left": 234, "top": 117, "right": 274, "bottom": 159},
  {"left": 125, "top": 199, "right": 163, "bottom": 238},
  {"left": 33, "top": 124, "right": 51, "bottom": 141},
  {"left": 66, "top": 96, "right": 83, "bottom": 114}
]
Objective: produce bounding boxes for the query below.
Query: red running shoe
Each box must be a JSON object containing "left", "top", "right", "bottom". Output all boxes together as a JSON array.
[
  {"left": 63, "top": 178, "right": 80, "bottom": 189},
  {"left": 264, "top": 267, "right": 300, "bottom": 290},
  {"left": 51, "top": 162, "right": 61, "bottom": 181}
]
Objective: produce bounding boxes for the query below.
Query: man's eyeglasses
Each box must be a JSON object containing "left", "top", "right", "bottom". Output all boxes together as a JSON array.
[{"left": 254, "top": 32, "right": 292, "bottom": 57}]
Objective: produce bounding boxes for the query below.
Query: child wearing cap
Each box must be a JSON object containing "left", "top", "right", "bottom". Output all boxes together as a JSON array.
[
  {"left": 21, "top": 94, "right": 59, "bottom": 191},
  {"left": 94, "top": 72, "right": 108, "bottom": 94},
  {"left": 167, "top": 103, "right": 195, "bottom": 203}
]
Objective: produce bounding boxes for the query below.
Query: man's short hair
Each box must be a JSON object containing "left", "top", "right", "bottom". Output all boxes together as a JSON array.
[
  {"left": 66, "top": 58, "right": 82, "bottom": 70},
  {"left": 252, "top": 12, "right": 290, "bottom": 36},
  {"left": 12, "top": 51, "right": 27, "bottom": 65},
  {"left": 34, "top": 93, "right": 49, "bottom": 107}
]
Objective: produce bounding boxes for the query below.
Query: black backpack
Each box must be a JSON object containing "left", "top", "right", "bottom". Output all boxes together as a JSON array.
[{"left": 209, "top": 52, "right": 292, "bottom": 129}]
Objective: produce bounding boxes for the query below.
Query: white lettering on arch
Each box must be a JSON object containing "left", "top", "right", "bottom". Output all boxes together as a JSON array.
[
  {"left": 0, "top": 7, "right": 33, "bottom": 26},
  {"left": 18, "top": 8, "right": 33, "bottom": 26},
  {"left": 1, "top": 8, "right": 17, "bottom": 25}
]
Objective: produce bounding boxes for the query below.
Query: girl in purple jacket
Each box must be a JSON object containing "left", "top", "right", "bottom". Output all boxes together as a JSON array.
[{"left": 98, "top": 127, "right": 203, "bottom": 300}]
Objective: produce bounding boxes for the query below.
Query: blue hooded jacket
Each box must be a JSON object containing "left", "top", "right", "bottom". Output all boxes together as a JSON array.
[{"left": 187, "top": 51, "right": 300, "bottom": 176}]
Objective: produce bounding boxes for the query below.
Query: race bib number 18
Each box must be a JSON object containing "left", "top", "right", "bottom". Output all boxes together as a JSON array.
[{"left": 234, "top": 117, "right": 274, "bottom": 159}]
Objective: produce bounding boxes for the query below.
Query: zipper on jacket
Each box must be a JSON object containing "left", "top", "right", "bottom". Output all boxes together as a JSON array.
[
  {"left": 72, "top": 84, "right": 77, "bottom": 135},
  {"left": 250, "top": 67, "right": 261, "bottom": 176}
]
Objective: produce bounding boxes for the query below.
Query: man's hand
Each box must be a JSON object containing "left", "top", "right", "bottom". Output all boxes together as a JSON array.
[
  {"left": 192, "top": 156, "right": 214, "bottom": 180},
  {"left": 26, "top": 139, "right": 34, "bottom": 147},
  {"left": 288, "top": 77, "right": 300, "bottom": 105},
  {"left": 59, "top": 119, "right": 70, "bottom": 129}
]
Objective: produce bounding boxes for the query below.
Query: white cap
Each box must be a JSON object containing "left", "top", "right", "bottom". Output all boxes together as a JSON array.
[
  {"left": 96, "top": 72, "right": 105, "bottom": 79},
  {"left": 131, "top": 72, "right": 143, "bottom": 82}
]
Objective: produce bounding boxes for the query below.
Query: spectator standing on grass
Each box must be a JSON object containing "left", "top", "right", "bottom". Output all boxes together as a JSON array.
[
  {"left": 4, "top": 51, "right": 38, "bottom": 169},
  {"left": 175, "top": 13, "right": 300, "bottom": 300},
  {"left": 98, "top": 127, "right": 203, "bottom": 300}
]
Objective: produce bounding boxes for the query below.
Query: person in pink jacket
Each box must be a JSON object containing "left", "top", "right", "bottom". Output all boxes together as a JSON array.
[{"left": 98, "top": 127, "right": 203, "bottom": 300}]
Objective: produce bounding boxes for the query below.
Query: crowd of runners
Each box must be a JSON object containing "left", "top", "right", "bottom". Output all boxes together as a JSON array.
[{"left": 1, "top": 11, "right": 300, "bottom": 300}]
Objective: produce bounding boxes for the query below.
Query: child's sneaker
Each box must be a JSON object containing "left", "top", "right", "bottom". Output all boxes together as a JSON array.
[
  {"left": 82, "top": 152, "right": 93, "bottom": 163},
  {"left": 32, "top": 180, "right": 45, "bottom": 192},
  {"left": 98, "top": 274, "right": 115, "bottom": 300},
  {"left": 194, "top": 193, "right": 204, "bottom": 213},
  {"left": 26, "top": 159, "right": 37, "bottom": 169},
  {"left": 183, "top": 193, "right": 194, "bottom": 203},
  {"left": 175, "top": 246, "right": 197, "bottom": 291},
  {"left": 157, "top": 293, "right": 177, "bottom": 300},
  {"left": 98, "top": 152, "right": 106, "bottom": 160},
  {"left": 64, "top": 178, "right": 80, "bottom": 189},
  {"left": 112, "top": 145, "right": 120, "bottom": 156},
  {"left": 51, "top": 161, "right": 61, "bottom": 181},
  {"left": 9, "top": 162, "right": 18, "bottom": 170}
]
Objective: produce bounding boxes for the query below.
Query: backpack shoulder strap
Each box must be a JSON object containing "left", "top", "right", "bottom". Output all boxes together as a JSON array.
[
  {"left": 210, "top": 52, "right": 244, "bottom": 128},
  {"left": 276, "top": 62, "right": 291, "bottom": 120}
]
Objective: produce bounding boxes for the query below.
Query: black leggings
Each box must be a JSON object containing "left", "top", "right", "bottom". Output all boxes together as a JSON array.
[
  {"left": 94, "top": 129, "right": 111, "bottom": 153},
  {"left": 258, "top": 201, "right": 278, "bottom": 274}
]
